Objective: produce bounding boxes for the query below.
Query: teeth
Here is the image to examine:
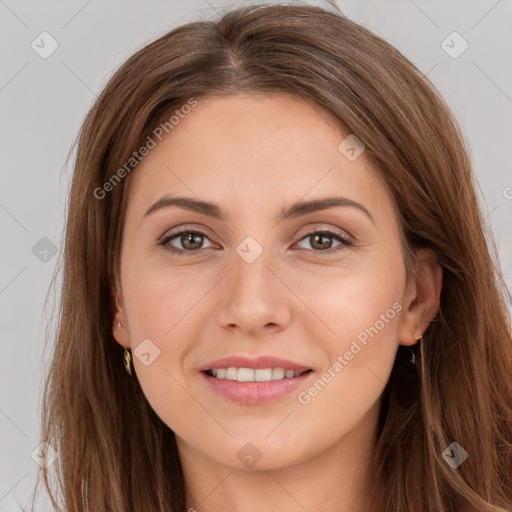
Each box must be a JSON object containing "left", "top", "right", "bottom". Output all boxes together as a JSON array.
[
  {"left": 226, "top": 367, "right": 238, "bottom": 380},
  {"left": 272, "top": 368, "right": 285, "bottom": 380},
  {"left": 208, "top": 367, "right": 307, "bottom": 382}
]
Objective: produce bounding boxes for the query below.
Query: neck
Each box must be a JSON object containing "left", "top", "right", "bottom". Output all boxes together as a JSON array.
[{"left": 178, "top": 398, "right": 381, "bottom": 512}]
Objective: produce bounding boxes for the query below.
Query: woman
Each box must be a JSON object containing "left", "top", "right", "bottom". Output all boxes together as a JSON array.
[{"left": 32, "top": 3, "right": 512, "bottom": 511}]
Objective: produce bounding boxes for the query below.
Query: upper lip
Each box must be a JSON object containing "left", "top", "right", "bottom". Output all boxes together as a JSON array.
[{"left": 200, "top": 355, "right": 312, "bottom": 372}]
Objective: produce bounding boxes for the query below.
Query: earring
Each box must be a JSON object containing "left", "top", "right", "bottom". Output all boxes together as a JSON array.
[
  {"left": 410, "top": 335, "right": 423, "bottom": 366},
  {"left": 123, "top": 348, "right": 133, "bottom": 376}
]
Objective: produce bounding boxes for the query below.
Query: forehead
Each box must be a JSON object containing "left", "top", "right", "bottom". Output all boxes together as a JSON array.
[{"left": 125, "top": 93, "right": 392, "bottom": 224}]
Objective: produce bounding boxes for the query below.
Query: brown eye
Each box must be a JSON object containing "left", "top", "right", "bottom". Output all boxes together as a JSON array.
[
  {"left": 159, "top": 229, "right": 214, "bottom": 255},
  {"left": 309, "top": 233, "right": 334, "bottom": 250},
  {"left": 179, "top": 232, "right": 204, "bottom": 250},
  {"left": 295, "top": 229, "right": 352, "bottom": 253}
]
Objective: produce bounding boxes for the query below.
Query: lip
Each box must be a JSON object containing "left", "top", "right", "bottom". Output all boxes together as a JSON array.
[
  {"left": 199, "top": 354, "right": 312, "bottom": 372},
  {"left": 198, "top": 354, "right": 314, "bottom": 405},
  {"left": 200, "top": 368, "right": 314, "bottom": 405}
]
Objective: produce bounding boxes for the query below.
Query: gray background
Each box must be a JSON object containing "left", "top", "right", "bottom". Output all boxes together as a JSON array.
[{"left": 1, "top": 0, "right": 511, "bottom": 509}]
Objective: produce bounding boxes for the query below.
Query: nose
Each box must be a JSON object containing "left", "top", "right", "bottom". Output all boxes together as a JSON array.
[{"left": 216, "top": 249, "right": 292, "bottom": 335}]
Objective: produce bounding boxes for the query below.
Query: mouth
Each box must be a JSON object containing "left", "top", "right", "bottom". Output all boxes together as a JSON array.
[
  {"left": 202, "top": 367, "right": 313, "bottom": 381},
  {"left": 200, "top": 367, "right": 315, "bottom": 405}
]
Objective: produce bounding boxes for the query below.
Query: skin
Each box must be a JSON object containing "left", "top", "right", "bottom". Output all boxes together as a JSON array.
[{"left": 112, "top": 93, "right": 442, "bottom": 512}]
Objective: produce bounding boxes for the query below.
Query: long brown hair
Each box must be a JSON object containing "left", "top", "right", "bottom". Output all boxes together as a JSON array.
[{"left": 30, "top": 3, "right": 512, "bottom": 511}]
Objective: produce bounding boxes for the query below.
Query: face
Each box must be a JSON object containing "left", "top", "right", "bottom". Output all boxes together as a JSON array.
[{"left": 112, "top": 93, "right": 437, "bottom": 472}]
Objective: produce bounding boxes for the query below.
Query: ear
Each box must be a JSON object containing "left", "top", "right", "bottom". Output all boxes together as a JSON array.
[
  {"left": 112, "top": 285, "right": 131, "bottom": 350},
  {"left": 398, "top": 247, "right": 443, "bottom": 346}
]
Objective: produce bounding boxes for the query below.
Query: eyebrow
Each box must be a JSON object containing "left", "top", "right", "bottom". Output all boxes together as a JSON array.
[{"left": 142, "top": 194, "right": 375, "bottom": 226}]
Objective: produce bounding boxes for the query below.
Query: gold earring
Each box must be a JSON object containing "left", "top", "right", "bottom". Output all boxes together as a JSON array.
[{"left": 123, "top": 349, "right": 132, "bottom": 376}]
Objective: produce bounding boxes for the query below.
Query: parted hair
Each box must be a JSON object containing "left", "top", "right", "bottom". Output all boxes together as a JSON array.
[{"left": 30, "top": 3, "right": 512, "bottom": 512}]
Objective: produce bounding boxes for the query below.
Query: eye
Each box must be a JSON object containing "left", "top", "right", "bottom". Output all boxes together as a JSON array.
[
  {"left": 157, "top": 227, "right": 353, "bottom": 256},
  {"left": 158, "top": 229, "right": 215, "bottom": 256},
  {"left": 294, "top": 228, "right": 352, "bottom": 253}
]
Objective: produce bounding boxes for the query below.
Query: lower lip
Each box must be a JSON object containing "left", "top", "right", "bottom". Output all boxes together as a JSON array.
[{"left": 200, "top": 370, "right": 313, "bottom": 405}]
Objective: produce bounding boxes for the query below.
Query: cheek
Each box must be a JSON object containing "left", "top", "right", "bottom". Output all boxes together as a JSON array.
[
  {"left": 292, "top": 253, "right": 403, "bottom": 409},
  {"left": 122, "top": 261, "right": 215, "bottom": 341},
  {"left": 289, "top": 282, "right": 401, "bottom": 451},
  {"left": 120, "top": 266, "right": 216, "bottom": 431},
  {"left": 291, "top": 247, "right": 404, "bottom": 345}
]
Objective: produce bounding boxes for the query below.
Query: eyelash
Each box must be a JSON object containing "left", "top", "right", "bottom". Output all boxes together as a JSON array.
[{"left": 157, "top": 227, "right": 353, "bottom": 256}]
